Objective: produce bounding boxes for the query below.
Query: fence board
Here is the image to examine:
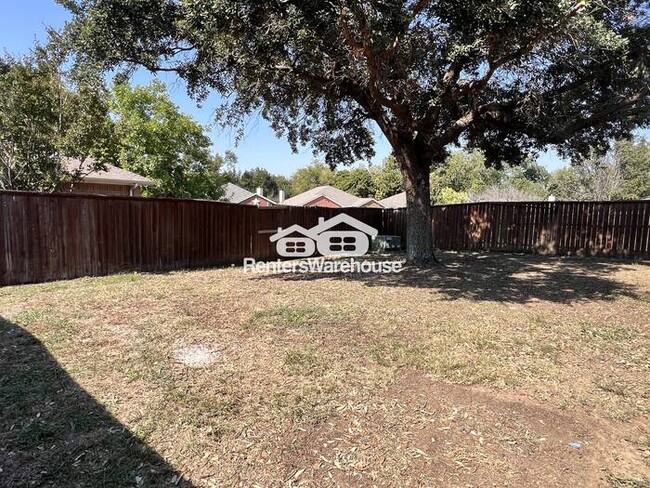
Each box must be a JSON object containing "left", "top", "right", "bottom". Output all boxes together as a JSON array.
[{"left": 1, "top": 191, "right": 648, "bottom": 285}]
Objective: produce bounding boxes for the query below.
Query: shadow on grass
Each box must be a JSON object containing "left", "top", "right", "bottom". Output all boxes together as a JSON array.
[
  {"left": 253, "top": 252, "right": 645, "bottom": 304},
  {"left": 0, "top": 317, "right": 193, "bottom": 488}
]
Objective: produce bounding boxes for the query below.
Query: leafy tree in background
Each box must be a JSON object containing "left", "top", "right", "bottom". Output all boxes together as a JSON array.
[
  {"left": 470, "top": 185, "right": 546, "bottom": 202},
  {"left": 335, "top": 167, "right": 375, "bottom": 198},
  {"left": 615, "top": 137, "right": 650, "bottom": 199},
  {"left": 548, "top": 149, "right": 623, "bottom": 201},
  {"left": 430, "top": 152, "right": 551, "bottom": 203},
  {"left": 214, "top": 150, "right": 240, "bottom": 183},
  {"left": 60, "top": 0, "right": 650, "bottom": 263},
  {"left": 547, "top": 138, "right": 650, "bottom": 201},
  {"left": 238, "top": 167, "right": 276, "bottom": 196},
  {"left": 438, "top": 187, "right": 470, "bottom": 204},
  {"left": 547, "top": 167, "right": 584, "bottom": 200},
  {"left": 110, "top": 81, "right": 223, "bottom": 199},
  {"left": 573, "top": 151, "right": 623, "bottom": 201},
  {"left": 236, "top": 167, "right": 290, "bottom": 201},
  {"left": 0, "top": 51, "right": 110, "bottom": 191},
  {"left": 371, "top": 155, "right": 403, "bottom": 200},
  {"left": 290, "top": 160, "right": 335, "bottom": 195},
  {"left": 274, "top": 175, "right": 292, "bottom": 199},
  {"left": 285, "top": 156, "right": 401, "bottom": 200},
  {"left": 430, "top": 150, "right": 500, "bottom": 203},
  {"left": 502, "top": 159, "right": 550, "bottom": 198}
]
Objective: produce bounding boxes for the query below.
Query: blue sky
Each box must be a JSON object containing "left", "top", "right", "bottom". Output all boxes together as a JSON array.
[{"left": 0, "top": 0, "right": 614, "bottom": 176}]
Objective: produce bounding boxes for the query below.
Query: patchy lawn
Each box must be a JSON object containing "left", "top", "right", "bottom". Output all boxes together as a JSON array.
[{"left": 1, "top": 253, "right": 649, "bottom": 487}]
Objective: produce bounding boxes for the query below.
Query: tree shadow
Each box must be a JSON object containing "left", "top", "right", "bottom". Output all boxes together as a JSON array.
[
  {"left": 253, "top": 253, "right": 645, "bottom": 304},
  {"left": 0, "top": 317, "right": 194, "bottom": 488}
]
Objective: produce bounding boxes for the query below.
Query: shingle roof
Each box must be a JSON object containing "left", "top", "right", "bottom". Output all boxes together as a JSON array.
[
  {"left": 221, "top": 182, "right": 277, "bottom": 205},
  {"left": 351, "top": 197, "right": 382, "bottom": 207},
  {"left": 221, "top": 182, "right": 254, "bottom": 203},
  {"left": 281, "top": 185, "right": 358, "bottom": 207},
  {"left": 379, "top": 191, "right": 407, "bottom": 208},
  {"left": 282, "top": 185, "right": 384, "bottom": 208},
  {"left": 64, "top": 158, "right": 153, "bottom": 186}
]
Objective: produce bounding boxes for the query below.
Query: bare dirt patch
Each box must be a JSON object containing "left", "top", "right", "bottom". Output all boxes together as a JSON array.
[
  {"left": 173, "top": 344, "right": 222, "bottom": 368},
  {"left": 282, "top": 370, "right": 648, "bottom": 487}
]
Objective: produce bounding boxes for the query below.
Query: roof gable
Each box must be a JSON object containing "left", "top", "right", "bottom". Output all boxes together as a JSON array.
[
  {"left": 222, "top": 183, "right": 277, "bottom": 205},
  {"left": 282, "top": 185, "right": 378, "bottom": 208},
  {"left": 64, "top": 158, "right": 153, "bottom": 186},
  {"left": 352, "top": 197, "right": 383, "bottom": 208},
  {"left": 222, "top": 182, "right": 254, "bottom": 203},
  {"left": 379, "top": 191, "right": 407, "bottom": 208}
]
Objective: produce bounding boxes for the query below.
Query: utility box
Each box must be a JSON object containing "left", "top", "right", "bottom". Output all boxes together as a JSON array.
[{"left": 371, "top": 235, "right": 402, "bottom": 252}]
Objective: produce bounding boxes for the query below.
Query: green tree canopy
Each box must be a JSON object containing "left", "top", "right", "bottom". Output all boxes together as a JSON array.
[
  {"left": 547, "top": 138, "right": 650, "bottom": 201},
  {"left": 60, "top": 0, "right": 650, "bottom": 262},
  {"left": 0, "top": 52, "right": 110, "bottom": 191},
  {"left": 334, "top": 167, "right": 376, "bottom": 198},
  {"left": 110, "top": 81, "right": 223, "bottom": 199},
  {"left": 235, "top": 167, "right": 289, "bottom": 201},
  {"left": 548, "top": 167, "right": 585, "bottom": 200},
  {"left": 615, "top": 137, "right": 650, "bottom": 199},
  {"left": 501, "top": 159, "right": 550, "bottom": 199},
  {"left": 371, "top": 155, "right": 404, "bottom": 200},
  {"left": 290, "top": 160, "right": 335, "bottom": 195}
]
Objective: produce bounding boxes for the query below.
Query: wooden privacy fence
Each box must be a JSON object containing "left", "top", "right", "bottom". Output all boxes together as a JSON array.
[
  {"left": 437, "top": 200, "right": 650, "bottom": 257},
  {"left": 384, "top": 200, "right": 650, "bottom": 258},
  {"left": 1, "top": 191, "right": 649, "bottom": 285},
  {"left": 0, "top": 191, "right": 387, "bottom": 285}
]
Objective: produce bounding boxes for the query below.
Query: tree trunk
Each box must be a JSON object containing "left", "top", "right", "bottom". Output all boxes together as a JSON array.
[{"left": 396, "top": 143, "right": 436, "bottom": 265}]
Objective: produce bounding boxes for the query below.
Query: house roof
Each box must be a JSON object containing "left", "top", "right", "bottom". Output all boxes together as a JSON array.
[
  {"left": 221, "top": 182, "right": 277, "bottom": 205},
  {"left": 379, "top": 191, "right": 407, "bottom": 208},
  {"left": 351, "top": 197, "right": 382, "bottom": 207},
  {"left": 64, "top": 158, "right": 153, "bottom": 187},
  {"left": 222, "top": 182, "right": 254, "bottom": 203},
  {"left": 282, "top": 185, "right": 385, "bottom": 208}
]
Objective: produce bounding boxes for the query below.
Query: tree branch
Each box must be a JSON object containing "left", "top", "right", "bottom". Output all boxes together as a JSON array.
[
  {"left": 434, "top": 2, "right": 590, "bottom": 142},
  {"left": 339, "top": 3, "right": 413, "bottom": 124},
  {"left": 458, "top": 1, "right": 587, "bottom": 97},
  {"left": 381, "top": 0, "right": 433, "bottom": 60},
  {"left": 542, "top": 88, "right": 649, "bottom": 143}
]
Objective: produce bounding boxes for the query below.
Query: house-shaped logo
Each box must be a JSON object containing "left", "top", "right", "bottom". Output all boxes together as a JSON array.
[{"left": 269, "top": 213, "right": 379, "bottom": 258}]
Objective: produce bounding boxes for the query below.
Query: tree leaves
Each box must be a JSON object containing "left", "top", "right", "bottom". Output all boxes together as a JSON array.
[
  {"left": 0, "top": 52, "right": 111, "bottom": 191},
  {"left": 110, "top": 81, "right": 224, "bottom": 199}
]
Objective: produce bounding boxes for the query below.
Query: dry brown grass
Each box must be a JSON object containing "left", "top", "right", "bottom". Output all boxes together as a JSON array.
[{"left": 1, "top": 252, "right": 649, "bottom": 487}]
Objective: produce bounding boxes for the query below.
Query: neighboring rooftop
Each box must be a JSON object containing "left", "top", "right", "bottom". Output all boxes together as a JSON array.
[
  {"left": 220, "top": 182, "right": 277, "bottom": 205},
  {"left": 379, "top": 191, "right": 406, "bottom": 208},
  {"left": 351, "top": 197, "right": 383, "bottom": 207},
  {"left": 221, "top": 182, "right": 255, "bottom": 203},
  {"left": 64, "top": 158, "right": 153, "bottom": 187},
  {"left": 282, "top": 185, "right": 383, "bottom": 208}
]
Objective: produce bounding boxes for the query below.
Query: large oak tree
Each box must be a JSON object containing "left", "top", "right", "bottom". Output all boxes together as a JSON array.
[{"left": 59, "top": 0, "right": 649, "bottom": 263}]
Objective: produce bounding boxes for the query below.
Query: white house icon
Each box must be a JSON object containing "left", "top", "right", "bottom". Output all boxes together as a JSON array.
[{"left": 269, "top": 213, "right": 379, "bottom": 258}]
